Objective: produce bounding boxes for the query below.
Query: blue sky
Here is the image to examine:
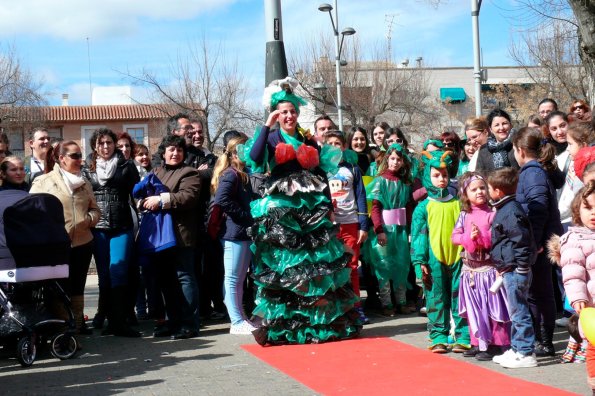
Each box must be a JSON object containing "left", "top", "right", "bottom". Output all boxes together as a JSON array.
[{"left": 0, "top": 0, "right": 528, "bottom": 106}]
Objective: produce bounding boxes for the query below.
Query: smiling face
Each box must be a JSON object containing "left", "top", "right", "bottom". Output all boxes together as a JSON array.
[
  {"left": 580, "top": 193, "right": 595, "bottom": 230},
  {"left": 1, "top": 158, "right": 25, "bottom": 185},
  {"left": 190, "top": 122, "right": 204, "bottom": 148},
  {"left": 372, "top": 127, "right": 385, "bottom": 147},
  {"left": 277, "top": 102, "right": 298, "bottom": 133},
  {"left": 30, "top": 130, "right": 50, "bottom": 160},
  {"left": 463, "top": 140, "right": 476, "bottom": 160},
  {"left": 59, "top": 143, "right": 83, "bottom": 174},
  {"left": 387, "top": 151, "right": 403, "bottom": 173},
  {"left": 135, "top": 149, "right": 150, "bottom": 169},
  {"left": 351, "top": 131, "right": 367, "bottom": 153},
  {"left": 490, "top": 116, "right": 512, "bottom": 142},
  {"left": 547, "top": 115, "right": 568, "bottom": 143},
  {"left": 430, "top": 167, "right": 448, "bottom": 189},
  {"left": 96, "top": 135, "right": 115, "bottom": 160},
  {"left": 164, "top": 145, "right": 184, "bottom": 166},
  {"left": 465, "top": 128, "right": 488, "bottom": 147},
  {"left": 539, "top": 102, "right": 556, "bottom": 119},
  {"left": 466, "top": 179, "right": 488, "bottom": 206}
]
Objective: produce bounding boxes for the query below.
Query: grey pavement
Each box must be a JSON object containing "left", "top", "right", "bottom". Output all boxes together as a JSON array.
[{"left": 0, "top": 275, "right": 589, "bottom": 395}]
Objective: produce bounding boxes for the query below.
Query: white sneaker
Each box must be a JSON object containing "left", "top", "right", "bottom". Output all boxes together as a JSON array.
[
  {"left": 500, "top": 351, "right": 538, "bottom": 369},
  {"left": 230, "top": 320, "right": 256, "bottom": 335},
  {"left": 492, "top": 348, "right": 516, "bottom": 364}
]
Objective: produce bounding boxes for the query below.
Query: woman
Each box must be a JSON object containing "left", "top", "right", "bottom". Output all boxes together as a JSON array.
[
  {"left": 30, "top": 141, "right": 100, "bottom": 335},
  {"left": 246, "top": 79, "right": 361, "bottom": 345},
  {"left": 82, "top": 128, "right": 140, "bottom": 337},
  {"left": 0, "top": 156, "right": 27, "bottom": 190},
  {"left": 544, "top": 111, "right": 569, "bottom": 157},
  {"left": 211, "top": 136, "right": 254, "bottom": 335},
  {"left": 464, "top": 117, "right": 490, "bottom": 172},
  {"left": 370, "top": 121, "right": 390, "bottom": 158},
  {"left": 138, "top": 135, "right": 201, "bottom": 340},
  {"left": 347, "top": 126, "right": 373, "bottom": 174},
  {"left": 117, "top": 132, "right": 135, "bottom": 161},
  {"left": 456, "top": 138, "right": 476, "bottom": 177},
  {"left": 134, "top": 143, "right": 152, "bottom": 180},
  {"left": 569, "top": 99, "right": 591, "bottom": 122},
  {"left": 475, "top": 109, "right": 520, "bottom": 173}
]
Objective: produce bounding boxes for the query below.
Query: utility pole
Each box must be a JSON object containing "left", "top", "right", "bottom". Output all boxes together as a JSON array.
[
  {"left": 264, "top": 0, "right": 288, "bottom": 88},
  {"left": 471, "top": 0, "right": 483, "bottom": 116}
]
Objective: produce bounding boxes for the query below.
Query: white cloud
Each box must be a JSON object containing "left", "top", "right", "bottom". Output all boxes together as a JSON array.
[{"left": 0, "top": 0, "right": 237, "bottom": 40}]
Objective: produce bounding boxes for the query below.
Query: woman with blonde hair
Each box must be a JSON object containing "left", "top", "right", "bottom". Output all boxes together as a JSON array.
[{"left": 210, "top": 136, "right": 255, "bottom": 335}]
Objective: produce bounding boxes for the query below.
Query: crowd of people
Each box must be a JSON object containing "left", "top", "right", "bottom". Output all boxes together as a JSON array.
[{"left": 1, "top": 82, "right": 595, "bottom": 390}]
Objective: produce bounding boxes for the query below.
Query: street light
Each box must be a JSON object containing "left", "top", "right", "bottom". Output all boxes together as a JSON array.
[{"left": 318, "top": 1, "right": 356, "bottom": 132}]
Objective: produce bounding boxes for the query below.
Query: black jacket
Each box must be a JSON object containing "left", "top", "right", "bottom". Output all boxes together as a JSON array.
[
  {"left": 475, "top": 143, "right": 519, "bottom": 174},
  {"left": 491, "top": 195, "right": 536, "bottom": 274},
  {"left": 83, "top": 153, "right": 140, "bottom": 230}
]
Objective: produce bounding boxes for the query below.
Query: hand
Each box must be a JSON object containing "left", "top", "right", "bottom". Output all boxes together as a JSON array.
[
  {"left": 357, "top": 230, "right": 368, "bottom": 245},
  {"left": 421, "top": 265, "right": 432, "bottom": 289},
  {"left": 143, "top": 196, "right": 161, "bottom": 211},
  {"left": 470, "top": 224, "right": 479, "bottom": 241},
  {"left": 265, "top": 110, "right": 281, "bottom": 128},
  {"left": 377, "top": 232, "right": 387, "bottom": 246},
  {"left": 573, "top": 301, "right": 587, "bottom": 314},
  {"left": 537, "top": 246, "right": 544, "bottom": 254},
  {"left": 328, "top": 210, "right": 335, "bottom": 223},
  {"left": 197, "top": 163, "right": 208, "bottom": 171}
]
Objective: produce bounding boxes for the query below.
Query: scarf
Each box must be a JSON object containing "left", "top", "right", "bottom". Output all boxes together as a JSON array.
[
  {"left": 60, "top": 168, "right": 86, "bottom": 195},
  {"left": 96, "top": 156, "right": 118, "bottom": 186},
  {"left": 550, "top": 140, "right": 568, "bottom": 156},
  {"left": 486, "top": 135, "right": 512, "bottom": 169}
]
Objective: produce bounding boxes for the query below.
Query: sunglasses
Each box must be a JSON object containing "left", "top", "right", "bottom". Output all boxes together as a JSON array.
[
  {"left": 65, "top": 152, "right": 83, "bottom": 160},
  {"left": 572, "top": 105, "right": 586, "bottom": 111}
]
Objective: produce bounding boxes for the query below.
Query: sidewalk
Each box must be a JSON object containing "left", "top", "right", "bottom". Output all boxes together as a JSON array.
[{"left": 0, "top": 275, "right": 588, "bottom": 395}]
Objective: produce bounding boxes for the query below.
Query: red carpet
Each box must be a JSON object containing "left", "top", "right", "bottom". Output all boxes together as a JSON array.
[{"left": 242, "top": 337, "right": 576, "bottom": 395}]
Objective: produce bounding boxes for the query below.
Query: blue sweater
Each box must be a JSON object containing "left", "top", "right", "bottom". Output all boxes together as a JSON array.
[
  {"left": 515, "top": 160, "right": 563, "bottom": 247},
  {"left": 213, "top": 168, "right": 253, "bottom": 241}
]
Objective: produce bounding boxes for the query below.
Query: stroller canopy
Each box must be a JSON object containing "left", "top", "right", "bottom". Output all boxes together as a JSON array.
[{"left": 0, "top": 191, "right": 70, "bottom": 282}]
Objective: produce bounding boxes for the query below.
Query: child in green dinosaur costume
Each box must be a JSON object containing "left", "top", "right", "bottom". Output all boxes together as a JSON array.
[{"left": 411, "top": 148, "right": 470, "bottom": 353}]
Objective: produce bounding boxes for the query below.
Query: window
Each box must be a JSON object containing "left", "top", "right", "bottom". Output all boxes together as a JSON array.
[{"left": 123, "top": 124, "right": 147, "bottom": 145}]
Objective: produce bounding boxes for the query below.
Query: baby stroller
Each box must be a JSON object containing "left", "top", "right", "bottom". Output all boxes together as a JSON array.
[{"left": 0, "top": 190, "right": 78, "bottom": 367}]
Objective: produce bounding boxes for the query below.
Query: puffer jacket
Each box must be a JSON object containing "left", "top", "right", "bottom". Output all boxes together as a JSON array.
[
  {"left": 559, "top": 226, "right": 595, "bottom": 306},
  {"left": 82, "top": 152, "right": 140, "bottom": 230},
  {"left": 30, "top": 165, "right": 100, "bottom": 247}
]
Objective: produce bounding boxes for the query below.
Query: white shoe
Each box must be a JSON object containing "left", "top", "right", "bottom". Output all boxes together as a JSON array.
[
  {"left": 500, "top": 351, "right": 538, "bottom": 369},
  {"left": 230, "top": 320, "right": 256, "bottom": 335},
  {"left": 492, "top": 348, "right": 516, "bottom": 364}
]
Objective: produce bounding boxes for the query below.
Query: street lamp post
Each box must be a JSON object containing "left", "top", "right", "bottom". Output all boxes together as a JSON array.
[
  {"left": 318, "top": 2, "right": 355, "bottom": 132},
  {"left": 471, "top": 0, "right": 482, "bottom": 117}
]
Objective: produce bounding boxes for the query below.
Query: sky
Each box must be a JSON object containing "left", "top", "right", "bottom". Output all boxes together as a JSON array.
[{"left": 0, "top": 0, "right": 530, "bottom": 106}]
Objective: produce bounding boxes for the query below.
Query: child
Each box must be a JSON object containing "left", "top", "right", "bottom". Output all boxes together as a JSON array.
[
  {"left": 325, "top": 131, "right": 370, "bottom": 324},
  {"left": 513, "top": 127, "right": 563, "bottom": 357},
  {"left": 411, "top": 149, "right": 470, "bottom": 353},
  {"left": 366, "top": 143, "right": 414, "bottom": 316},
  {"left": 557, "top": 183, "right": 595, "bottom": 392},
  {"left": 488, "top": 167, "right": 538, "bottom": 368},
  {"left": 451, "top": 172, "right": 510, "bottom": 361},
  {"left": 456, "top": 139, "right": 476, "bottom": 177}
]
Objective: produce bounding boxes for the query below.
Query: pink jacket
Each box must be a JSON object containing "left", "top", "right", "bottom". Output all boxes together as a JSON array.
[
  {"left": 451, "top": 204, "right": 495, "bottom": 259},
  {"left": 559, "top": 226, "right": 595, "bottom": 305}
]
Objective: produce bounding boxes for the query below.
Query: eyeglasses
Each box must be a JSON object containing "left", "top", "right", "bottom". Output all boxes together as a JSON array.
[{"left": 65, "top": 152, "right": 83, "bottom": 160}]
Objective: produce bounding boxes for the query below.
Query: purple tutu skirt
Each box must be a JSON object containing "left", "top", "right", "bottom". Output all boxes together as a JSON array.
[{"left": 458, "top": 263, "right": 511, "bottom": 350}]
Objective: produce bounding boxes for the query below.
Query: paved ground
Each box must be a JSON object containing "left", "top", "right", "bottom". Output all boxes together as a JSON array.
[{"left": 0, "top": 275, "right": 589, "bottom": 395}]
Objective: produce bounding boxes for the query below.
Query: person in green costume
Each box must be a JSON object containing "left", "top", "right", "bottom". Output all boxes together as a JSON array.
[
  {"left": 243, "top": 77, "right": 361, "bottom": 345},
  {"left": 411, "top": 148, "right": 470, "bottom": 353},
  {"left": 366, "top": 143, "right": 415, "bottom": 316}
]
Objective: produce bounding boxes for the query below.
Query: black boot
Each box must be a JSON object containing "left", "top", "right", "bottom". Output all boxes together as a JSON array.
[
  {"left": 92, "top": 287, "right": 109, "bottom": 329},
  {"left": 102, "top": 287, "right": 141, "bottom": 338}
]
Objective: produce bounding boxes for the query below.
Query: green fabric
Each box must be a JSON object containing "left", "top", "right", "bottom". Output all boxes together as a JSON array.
[
  {"left": 250, "top": 192, "right": 329, "bottom": 219},
  {"left": 423, "top": 139, "right": 444, "bottom": 151},
  {"left": 319, "top": 144, "right": 342, "bottom": 175},
  {"left": 364, "top": 176, "right": 412, "bottom": 286},
  {"left": 457, "top": 159, "right": 470, "bottom": 177},
  {"left": 279, "top": 129, "right": 303, "bottom": 151},
  {"left": 342, "top": 149, "right": 359, "bottom": 165},
  {"left": 266, "top": 321, "right": 359, "bottom": 344},
  {"left": 242, "top": 127, "right": 268, "bottom": 173},
  {"left": 427, "top": 199, "right": 462, "bottom": 265},
  {"left": 366, "top": 161, "right": 378, "bottom": 177},
  {"left": 425, "top": 259, "right": 469, "bottom": 345},
  {"left": 270, "top": 90, "right": 307, "bottom": 112},
  {"left": 439, "top": 87, "right": 466, "bottom": 103},
  {"left": 419, "top": 149, "right": 454, "bottom": 199}
]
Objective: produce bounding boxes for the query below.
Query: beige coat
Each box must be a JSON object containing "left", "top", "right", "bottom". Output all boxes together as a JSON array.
[{"left": 30, "top": 165, "right": 100, "bottom": 247}]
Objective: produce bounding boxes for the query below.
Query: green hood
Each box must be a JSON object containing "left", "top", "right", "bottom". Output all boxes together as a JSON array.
[{"left": 420, "top": 149, "right": 454, "bottom": 199}]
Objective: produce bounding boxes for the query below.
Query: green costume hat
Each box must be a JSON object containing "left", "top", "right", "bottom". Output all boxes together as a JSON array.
[
  {"left": 420, "top": 149, "right": 453, "bottom": 199},
  {"left": 263, "top": 77, "right": 307, "bottom": 113},
  {"left": 422, "top": 139, "right": 444, "bottom": 151}
]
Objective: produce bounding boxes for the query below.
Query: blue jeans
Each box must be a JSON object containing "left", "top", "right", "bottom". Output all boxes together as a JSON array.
[
  {"left": 503, "top": 270, "right": 535, "bottom": 356},
  {"left": 176, "top": 247, "right": 200, "bottom": 330},
  {"left": 222, "top": 240, "right": 252, "bottom": 325},
  {"left": 93, "top": 229, "right": 133, "bottom": 288}
]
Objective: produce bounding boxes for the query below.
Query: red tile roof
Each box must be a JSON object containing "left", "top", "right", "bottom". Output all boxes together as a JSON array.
[{"left": 38, "top": 104, "right": 181, "bottom": 122}]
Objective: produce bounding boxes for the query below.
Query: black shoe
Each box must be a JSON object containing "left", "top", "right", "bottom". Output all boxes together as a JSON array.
[
  {"left": 463, "top": 346, "right": 479, "bottom": 357},
  {"left": 171, "top": 329, "right": 199, "bottom": 340},
  {"left": 114, "top": 326, "right": 141, "bottom": 338},
  {"left": 534, "top": 343, "right": 556, "bottom": 357},
  {"left": 92, "top": 314, "right": 105, "bottom": 329},
  {"left": 153, "top": 325, "right": 173, "bottom": 338},
  {"left": 475, "top": 351, "right": 494, "bottom": 361}
]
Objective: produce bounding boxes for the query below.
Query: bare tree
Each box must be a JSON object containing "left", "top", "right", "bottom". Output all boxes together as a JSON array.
[{"left": 122, "top": 38, "right": 261, "bottom": 151}]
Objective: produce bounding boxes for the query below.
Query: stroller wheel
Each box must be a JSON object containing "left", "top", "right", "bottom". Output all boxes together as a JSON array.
[
  {"left": 50, "top": 333, "right": 78, "bottom": 360},
  {"left": 16, "top": 336, "right": 37, "bottom": 367}
]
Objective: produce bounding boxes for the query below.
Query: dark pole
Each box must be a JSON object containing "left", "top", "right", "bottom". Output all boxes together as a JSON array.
[{"left": 264, "top": 0, "right": 288, "bottom": 87}]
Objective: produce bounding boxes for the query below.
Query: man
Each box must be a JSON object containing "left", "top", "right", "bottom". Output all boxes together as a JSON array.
[
  {"left": 187, "top": 119, "right": 224, "bottom": 321},
  {"left": 313, "top": 115, "right": 336, "bottom": 146},
  {"left": 538, "top": 98, "right": 558, "bottom": 120},
  {"left": 24, "top": 127, "right": 50, "bottom": 186}
]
